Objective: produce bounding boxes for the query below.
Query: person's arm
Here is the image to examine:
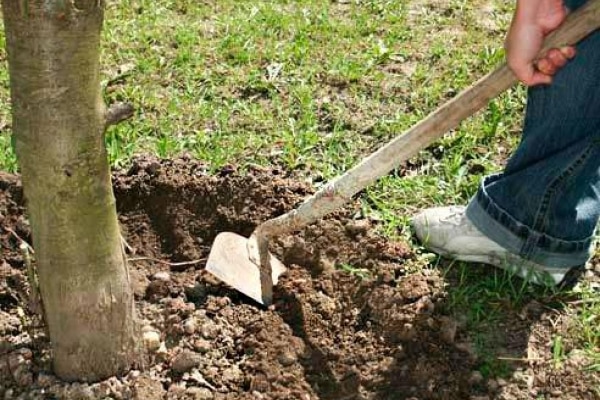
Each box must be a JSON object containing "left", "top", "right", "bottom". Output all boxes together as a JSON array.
[{"left": 505, "top": 0, "right": 576, "bottom": 86}]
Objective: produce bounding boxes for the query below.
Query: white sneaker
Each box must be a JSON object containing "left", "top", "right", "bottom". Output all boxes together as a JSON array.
[{"left": 411, "top": 206, "right": 569, "bottom": 286}]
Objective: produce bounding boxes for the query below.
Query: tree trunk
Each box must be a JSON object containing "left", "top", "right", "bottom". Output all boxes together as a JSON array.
[{"left": 1, "top": 0, "right": 139, "bottom": 381}]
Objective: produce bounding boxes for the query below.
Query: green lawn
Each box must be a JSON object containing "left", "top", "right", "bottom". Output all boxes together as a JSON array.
[{"left": 0, "top": 0, "right": 597, "bottom": 380}]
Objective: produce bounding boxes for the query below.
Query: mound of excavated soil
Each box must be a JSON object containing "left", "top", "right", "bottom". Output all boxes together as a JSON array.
[{"left": 1, "top": 156, "right": 598, "bottom": 400}]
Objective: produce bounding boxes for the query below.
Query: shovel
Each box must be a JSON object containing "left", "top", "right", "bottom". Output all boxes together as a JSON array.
[{"left": 206, "top": 0, "right": 600, "bottom": 306}]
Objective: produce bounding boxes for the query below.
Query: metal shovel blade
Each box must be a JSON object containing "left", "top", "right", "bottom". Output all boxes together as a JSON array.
[{"left": 205, "top": 232, "right": 287, "bottom": 305}]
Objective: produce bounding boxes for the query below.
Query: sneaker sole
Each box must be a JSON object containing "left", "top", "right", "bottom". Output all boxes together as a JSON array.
[{"left": 426, "top": 245, "right": 563, "bottom": 286}]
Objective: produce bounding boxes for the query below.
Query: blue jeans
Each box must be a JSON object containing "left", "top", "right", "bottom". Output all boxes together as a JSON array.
[{"left": 466, "top": 0, "right": 600, "bottom": 270}]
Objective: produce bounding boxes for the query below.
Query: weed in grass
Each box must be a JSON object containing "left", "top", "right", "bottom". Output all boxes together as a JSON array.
[
  {"left": 552, "top": 334, "right": 566, "bottom": 369},
  {"left": 337, "top": 263, "right": 372, "bottom": 280}
]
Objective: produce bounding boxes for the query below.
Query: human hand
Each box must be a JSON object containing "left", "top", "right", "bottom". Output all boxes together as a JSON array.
[{"left": 505, "top": 0, "right": 576, "bottom": 86}]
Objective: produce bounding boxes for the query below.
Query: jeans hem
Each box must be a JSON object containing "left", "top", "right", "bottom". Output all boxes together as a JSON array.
[{"left": 466, "top": 175, "right": 593, "bottom": 269}]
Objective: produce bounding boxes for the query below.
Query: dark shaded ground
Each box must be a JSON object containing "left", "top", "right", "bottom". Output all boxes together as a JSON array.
[{"left": 0, "top": 157, "right": 598, "bottom": 399}]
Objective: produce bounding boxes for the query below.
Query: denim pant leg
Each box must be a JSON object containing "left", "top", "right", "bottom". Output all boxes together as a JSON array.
[{"left": 466, "top": 1, "right": 600, "bottom": 269}]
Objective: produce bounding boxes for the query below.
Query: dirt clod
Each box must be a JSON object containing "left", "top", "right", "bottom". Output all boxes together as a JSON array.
[
  {"left": 133, "top": 376, "right": 166, "bottom": 400},
  {"left": 345, "top": 219, "right": 371, "bottom": 236},
  {"left": 199, "top": 321, "right": 220, "bottom": 340},
  {"left": 171, "top": 350, "right": 203, "bottom": 374},
  {"left": 185, "top": 387, "right": 213, "bottom": 400},
  {"left": 130, "top": 268, "right": 151, "bottom": 299},
  {"left": 0, "top": 157, "right": 598, "bottom": 400},
  {"left": 277, "top": 349, "right": 298, "bottom": 367},
  {"left": 439, "top": 316, "right": 458, "bottom": 344}
]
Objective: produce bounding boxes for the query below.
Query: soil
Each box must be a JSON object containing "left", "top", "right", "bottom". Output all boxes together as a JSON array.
[{"left": 0, "top": 156, "right": 598, "bottom": 400}]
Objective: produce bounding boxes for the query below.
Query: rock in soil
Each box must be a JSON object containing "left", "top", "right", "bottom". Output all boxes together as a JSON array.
[
  {"left": 142, "top": 329, "right": 161, "bottom": 352},
  {"left": 152, "top": 271, "right": 171, "bottom": 282}
]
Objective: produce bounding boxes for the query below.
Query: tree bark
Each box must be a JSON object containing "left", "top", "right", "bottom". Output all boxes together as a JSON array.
[{"left": 1, "top": 0, "right": 139, "bottom": 381}]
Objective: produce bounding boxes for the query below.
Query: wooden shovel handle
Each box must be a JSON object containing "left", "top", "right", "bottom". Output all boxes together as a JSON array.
[{"left": 256, "top": 0, "right": 600, "bottom": 238}]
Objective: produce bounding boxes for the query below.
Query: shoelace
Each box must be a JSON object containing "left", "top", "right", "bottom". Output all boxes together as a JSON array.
[{"left": 438, "top": 208, "right": 468, "bottom": 226}]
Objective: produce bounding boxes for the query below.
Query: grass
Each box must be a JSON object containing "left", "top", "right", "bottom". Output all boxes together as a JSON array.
[
  {"left": 438, "top": 260, "right": 556, "bottom": 378},
  {"left": 0, "top": 0, "right": 597, "bottom": 384},
  {"left": 570, "top": 281, "right": 600, "bottom": 371}
]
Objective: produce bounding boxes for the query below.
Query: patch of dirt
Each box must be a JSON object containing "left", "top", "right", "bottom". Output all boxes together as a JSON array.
[{"left": 0, "top": 157, "right": 598, "bottom": 400}]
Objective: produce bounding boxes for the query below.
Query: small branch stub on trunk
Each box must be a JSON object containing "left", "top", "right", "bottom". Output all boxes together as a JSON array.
[{"left": 106, "top": 102, "right": 135, "bottom": 127}]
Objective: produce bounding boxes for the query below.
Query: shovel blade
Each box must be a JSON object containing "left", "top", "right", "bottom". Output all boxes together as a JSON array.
[{"left": 205, "top": 232, "right": 286, "bottom": 305}]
